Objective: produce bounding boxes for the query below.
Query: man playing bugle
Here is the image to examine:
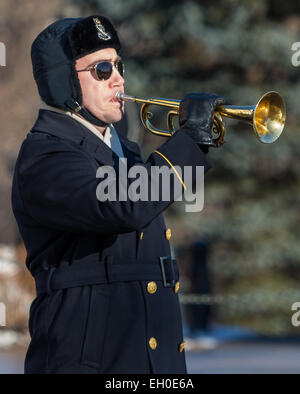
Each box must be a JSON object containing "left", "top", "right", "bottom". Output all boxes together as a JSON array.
[{"left": 11, "top": 15, "right": 225, "bottom": 374}]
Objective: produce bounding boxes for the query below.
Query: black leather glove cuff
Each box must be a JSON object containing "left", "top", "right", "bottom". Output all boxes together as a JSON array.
[{"left": 180, "top": 124, "right": 215, "bottom": 146}]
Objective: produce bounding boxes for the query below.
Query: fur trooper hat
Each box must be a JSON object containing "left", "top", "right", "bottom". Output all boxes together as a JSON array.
[{"left": 31, "top": 15, "right": 121, "bottom": 126}]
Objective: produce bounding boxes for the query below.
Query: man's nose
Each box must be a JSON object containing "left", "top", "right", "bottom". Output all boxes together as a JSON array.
[{"left": 110, "top": 67, "right": 124, "bottom": 86}]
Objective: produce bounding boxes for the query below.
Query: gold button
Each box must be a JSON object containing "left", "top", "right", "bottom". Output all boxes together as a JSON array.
[
  {"left": 147, "top": 281, "right": 157, "bottom": 294},
  {"left": 140, "top": 232, "right": 144, "bottom": 240},
  {"left": 174, "top": 281, "right": 180, "bottom": 294},
  {"left": 179, "top": 341, "right": 185, "bottom": 352},
  {"left": 165, "top": 228, "right": 172, "bottom": 240},
  {"left": 149, "top": 337, "right": 157, "bottom": 350}
]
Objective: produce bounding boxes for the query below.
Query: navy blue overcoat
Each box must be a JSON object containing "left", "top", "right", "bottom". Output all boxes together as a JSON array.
[{"left": 11, "top": 109, "right": 210, "bottom": 374}]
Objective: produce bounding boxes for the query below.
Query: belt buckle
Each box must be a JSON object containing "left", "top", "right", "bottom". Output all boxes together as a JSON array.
[{"left": 160, "top": 256, "right": 176, "bottom": 288}]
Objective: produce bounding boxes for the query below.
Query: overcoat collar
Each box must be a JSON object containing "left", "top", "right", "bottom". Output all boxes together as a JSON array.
[{"left": 31, "top": 109, "right": 141, "bottom": 168}]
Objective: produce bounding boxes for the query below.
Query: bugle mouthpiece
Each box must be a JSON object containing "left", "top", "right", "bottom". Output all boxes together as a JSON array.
[{"left": 115, "top": 91, "right": 136, "bottom": 102}]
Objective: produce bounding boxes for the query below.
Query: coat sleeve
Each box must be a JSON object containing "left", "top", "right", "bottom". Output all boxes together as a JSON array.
[{"left": 17, "top": 129, "right": 211, "bottom": 234}]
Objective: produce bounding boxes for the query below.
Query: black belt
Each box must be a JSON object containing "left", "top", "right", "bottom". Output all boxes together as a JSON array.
[{"left": 34, "top": 256, "right": 178, "bottom": 295}]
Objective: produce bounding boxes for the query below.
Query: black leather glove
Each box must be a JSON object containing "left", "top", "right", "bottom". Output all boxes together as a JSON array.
[{"left": 179, "top": 92, "right": 227, "bottom": 146}]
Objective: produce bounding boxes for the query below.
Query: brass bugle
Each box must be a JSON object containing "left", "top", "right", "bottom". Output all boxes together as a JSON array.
[{"left": 115, "top": 91, "right": 286, "bottom": 147}]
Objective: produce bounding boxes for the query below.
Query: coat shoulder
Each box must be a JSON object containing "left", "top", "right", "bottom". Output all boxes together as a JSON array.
[{"left": 16, "top": 131, "right": 87, "bottom": 176}]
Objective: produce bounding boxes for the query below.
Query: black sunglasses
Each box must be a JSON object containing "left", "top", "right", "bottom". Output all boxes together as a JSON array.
[{"left": 77, "top": 60, "right": 124, "bottom": 81}]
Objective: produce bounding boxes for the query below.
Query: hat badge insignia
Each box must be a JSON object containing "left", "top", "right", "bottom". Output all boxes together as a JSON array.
[{"left": 93, "top": 18, "right": 111, "bottom": 41}]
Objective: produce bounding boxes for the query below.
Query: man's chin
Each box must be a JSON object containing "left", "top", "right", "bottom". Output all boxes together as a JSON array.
[
  {"left": 90, "top": 107, "right": 124, "bottom": 125},
  {"left": 106, "top": 110, "right": 125, "bottom": 125}
]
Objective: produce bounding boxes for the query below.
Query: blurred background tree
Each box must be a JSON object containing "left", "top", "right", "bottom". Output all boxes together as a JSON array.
[{"left": 1, "top": 0, "right": 300, "bottom": 335}]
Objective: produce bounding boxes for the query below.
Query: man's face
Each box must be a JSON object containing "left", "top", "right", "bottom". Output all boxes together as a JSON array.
[{"left": 76, "top": 48, "right": 125, "bottom": 124}]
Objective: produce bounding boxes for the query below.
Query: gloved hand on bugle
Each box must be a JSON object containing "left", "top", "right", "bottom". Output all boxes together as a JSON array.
[{"left": 179, "top": 92, "right": 227, "bottom": 147}]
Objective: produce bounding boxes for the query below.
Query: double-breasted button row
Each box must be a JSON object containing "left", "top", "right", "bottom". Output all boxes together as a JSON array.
[
  {"left": 146, "top": 281, "right": 180, "bottom": 295},
  {"left": 139, "top": 228, "right": 171, "bottom": 241},
  {"left": 148, "top": 337, "right": 185, "bottom": 352}
]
